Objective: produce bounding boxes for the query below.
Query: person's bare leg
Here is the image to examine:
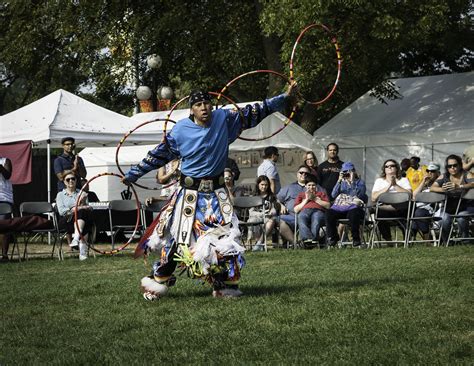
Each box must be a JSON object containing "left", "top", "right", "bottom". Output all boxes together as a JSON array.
[{"left": 279, "top": 221, "right": 294, "bottom": 242}]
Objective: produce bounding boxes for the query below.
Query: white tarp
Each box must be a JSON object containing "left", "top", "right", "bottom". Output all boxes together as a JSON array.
[
  {"left": 0, "top": 89, "right": 168, "bottom": 147},
  {"left": 312, "top": 72, "right": 474, "bottom": 190}
]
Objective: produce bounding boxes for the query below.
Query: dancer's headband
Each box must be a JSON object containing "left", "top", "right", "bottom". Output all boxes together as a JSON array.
[{"left": 189, "top": 91, "right": 211, "bottom": 107}]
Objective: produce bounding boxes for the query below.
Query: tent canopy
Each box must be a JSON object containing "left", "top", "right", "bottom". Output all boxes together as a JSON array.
[
  {"left": 313, "top": 72, "right": 474, "bottom": 147},
  {"left": 312, "top": 72, "right": 474, "bottom": 191},
  {"left": 0, "top": 89, "right": 168, "bottom": 147}
]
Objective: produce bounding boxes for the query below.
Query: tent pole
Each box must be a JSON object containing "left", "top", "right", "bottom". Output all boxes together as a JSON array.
[
  {"left": 47, "top": 139, "right": 52, "bottom": 245},
  {"left": 363, "top": 145, "right": 367, "bottom": 182},
  {"left": 47, "top": 140, "right": 51, "bottom": 203}
]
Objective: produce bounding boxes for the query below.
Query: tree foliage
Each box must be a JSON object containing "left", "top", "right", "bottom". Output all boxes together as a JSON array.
[{"left": 1, "top": 0, "right": 472, "bottom": 133}]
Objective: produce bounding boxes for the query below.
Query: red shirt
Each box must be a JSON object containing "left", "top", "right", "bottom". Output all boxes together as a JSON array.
[{"left": 294, "top": 190, "right": 329, "bottom": 211}]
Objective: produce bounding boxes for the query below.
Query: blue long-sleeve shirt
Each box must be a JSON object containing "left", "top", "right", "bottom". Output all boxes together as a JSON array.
[
  {"left": 331, "top": 178, "right": 368, "bottom": 203},
  {"left": 125, "top": 94, "right": 289, "bottom": 182}
]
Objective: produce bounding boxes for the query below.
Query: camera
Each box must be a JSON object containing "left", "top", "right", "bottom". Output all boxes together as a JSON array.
[{"left": 342, "top": 171, "right": 350, "bottom": 178}]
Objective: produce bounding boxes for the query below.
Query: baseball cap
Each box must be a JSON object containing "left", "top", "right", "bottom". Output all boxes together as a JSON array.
[
  {"left": 341, "top": 162, "right": 355, "bottom": 172},
  {"left": 427, "top": 162, "right": 440, "bottom": 171}
]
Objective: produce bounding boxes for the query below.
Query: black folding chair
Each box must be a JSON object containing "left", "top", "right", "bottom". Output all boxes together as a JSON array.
[
  {"left": 19, "top": 202, "right": 62, "bottom": 260},
  {"left": 406, "top": 192, "right": 446, "bottom": 247},
  {"left": 233, "top": 196, "right": 266, "bottom": 251},
  {"left": 370, "top": 192, "right": 411, "bottom": 248},
  {"left": 143, "top": 200, "right": 168, "bottom": 229},
  {"left": 445, "top": 189, "right": 474, "bottom": 246},
  {"left": 108, "top": 200, "right": 143, "bottom": 248}
]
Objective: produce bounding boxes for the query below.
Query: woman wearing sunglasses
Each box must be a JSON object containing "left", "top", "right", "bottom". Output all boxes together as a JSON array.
[
  {"left": 56, "top": 170, "right": 93, "bottom": 260},
  {"left": 371, "top": 159, "right": 412, "bottom": 241},
  {"left": 430, "top": 154, "right": 474, "bottom": 243}
]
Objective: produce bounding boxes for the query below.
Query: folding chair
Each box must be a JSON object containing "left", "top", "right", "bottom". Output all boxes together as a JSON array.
[
  {"left": 108, "top": 200, "right": 143, "bottom": 248},
  {"left": 233, "top": 196, "right": 266, "bottom": 251},
  {"left": 406, "top": 192, "right": 446, "bottom": 247},
  {"left": 143, "top": 200, "right": 168, "bottom": 229},
  {"left": 0, "top": 202, "right": 20, "bottom": 261},
  {"left": 370, "top": 192, "right": 411, "bottom": 249},
  {"left": 19, "top": 202, "right": 62, "bottom": 260},
  {"left": 445, "top": 189, "right": 474, "bottom": 246}
]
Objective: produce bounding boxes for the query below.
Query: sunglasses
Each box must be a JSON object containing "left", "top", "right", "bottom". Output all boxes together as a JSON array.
[
  {"left": 385, "top": 164, "right": 397, "bottom": 168},
  {"left": 426, "top": 170, "right": 437, "bottom": 173},
  {"left": 298, "top": 171, "right": 309, "bottom": 175},
  {"left": 447, "top": 164, "right": 458, "bottom": 168},
  {"left": 65, "top": 177, "right": 76, "bottom": 182}
]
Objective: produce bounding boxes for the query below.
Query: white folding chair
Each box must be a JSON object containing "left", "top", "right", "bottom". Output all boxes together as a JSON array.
[{"left": 233, "top": 196, "right": 266, "bottom": 251}]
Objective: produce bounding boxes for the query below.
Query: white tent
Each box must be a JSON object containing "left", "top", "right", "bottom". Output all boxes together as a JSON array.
[
  {"left": 0, "top": 89, "right": 171, "bottom": 201},
  {"left": 312, "top": 72, "right": 474, "bottom": 190},
  {"left": 82, "top": 108, "right": 315, "bottom": 199}
]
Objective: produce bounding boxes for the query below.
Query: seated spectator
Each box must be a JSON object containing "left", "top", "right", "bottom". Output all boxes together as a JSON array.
[
  {"left": 56, "top": 171, "right": 93, "bottom": 260},
  {"left": 0, "top": 155, "right": 13, "bottom": 262},
  {"left": 226, "top": 157, "right": 241, "bottom": 181},
  {"left": 410, "top": 162, "right": 441, "bottom": 240},
  {"left": 406, "top": 156, "right": 428, "bottom": 191},
  {"left": 156, "top": 159, "right": 180, "bottom": 199},
  {"left": 224, "top": 168, "right": 244, "bottom": 201},
  {"left": 277, "top": 165, "right": 311, "bottom": 244},
  {"left": 294, "top": 175, "right": 330, "bottom": 247},
  {"left": 371, "top": 159, "right": 412, "bottom": 241},
  {"left": 326, "top": 162, "right": 367, "bottom": 247},
  {"left": 248, "top": 175, "right": 281, "bottom": 252},
  {"left": 303, "top": 151, "right": 318, "bottom": 177},
  {"left": 430, "top": 154, "right": 474, "bottom": 243}
]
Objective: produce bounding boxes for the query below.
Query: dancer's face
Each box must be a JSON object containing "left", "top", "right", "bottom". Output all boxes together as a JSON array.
[{"left": 191, "top": 101, "right": 212, "bottom": 124}]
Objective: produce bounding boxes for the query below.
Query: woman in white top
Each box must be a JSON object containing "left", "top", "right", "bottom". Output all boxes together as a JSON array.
[
  {"left": 56, "top": 171, "right": 93, "bottom": 260},
  {"left": 371, "top": 159, "right": 412, "bottom": 241}
]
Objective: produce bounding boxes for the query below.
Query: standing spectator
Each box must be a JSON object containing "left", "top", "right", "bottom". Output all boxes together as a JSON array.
[
  {"left": 371, "top": 159, "right": 412, "bottom": 241},
  {"left": 277, "top": 165, "right": 311, "bottom": 243},
  {"left": 326, "top": 162, "right": 367, "bottom": 247},
  {"left": 410, "top": 162, "right": 441, "bottom": 240},
  {"left": 303, "top": 151, "right": 318, "bottom": 177},
  {"left": 257, "top": 146, "right": 281, "bottom": 194},
  {"left": 224, "top": 168, "right": 244, "bottom": 201},
  {"left": 406, "top": 156, "right": 427, "bottom": 191},
  {"left": 54, "top": 137, "right": 87, "bottom": 191},
  {"left": 226, "top": 157, "right": 241, "bottom": 181},
  {"left": 317, "top": 143, "right": 343, "bottom": 199},
  {"left": 248, "top": 176, "right": 280, "bottom": 252},
  {"left": 156, "top": 159, "right": 180, "bottom": 199},
  {"left": 56, "top": 170, "right": 93, "bottom": 260},
  {"left": 294, "top": 175, "right": 330, "bottom": 247},
  {"left": 400, "top": 158, "right": 411, "bottom": 178},
  {"left": 430, "top": 154, "right": 474, "bottom": 243},
  {"left": 0, "top": 156, "right": 13, "bottom": 262}
]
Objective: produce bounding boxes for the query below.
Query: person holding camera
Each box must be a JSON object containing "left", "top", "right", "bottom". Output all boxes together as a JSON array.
[
  {"left": 54, "top": 137, "right": 87, "bottom": 191},
  {"left": 326, "top": 162, "right": 367, "bottom": 247}
]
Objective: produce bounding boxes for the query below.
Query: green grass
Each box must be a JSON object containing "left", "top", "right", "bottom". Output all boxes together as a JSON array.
[{"left": 1, "top": 246, "right": 473, "bottom": 365}]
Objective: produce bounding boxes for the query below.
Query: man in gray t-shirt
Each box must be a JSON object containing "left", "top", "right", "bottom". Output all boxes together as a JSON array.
[{"left": 257, "top": 146, "right": 280, "bottom": 194}]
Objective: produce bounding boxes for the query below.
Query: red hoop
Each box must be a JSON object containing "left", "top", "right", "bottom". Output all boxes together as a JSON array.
[
  {"left": 74, "top": 172, "right": 141, "bottom": 255},
  {"left": 115, "top": 118, "right": 177, "bottom": 191},
  {"left": 289, "top": 23, "right": 342, "bottom": 105},
  {"left": 163, "top": 91, "right": 244, "bottom": 147},
  {"left": 217, "top": 69, "right": 297, "bottom": 141}
]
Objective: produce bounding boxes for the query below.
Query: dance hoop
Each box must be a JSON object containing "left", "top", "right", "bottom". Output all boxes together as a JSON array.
[
  {"left": 289, "top": 23, "right": 342, "bottom": 105},
  {"left": 163, "top": 91, "right": 244, "bottom": 147},
  {"left": 217, "top": 69, "right": 297, "bottom": 141},
  {"left": 115, "top": 118, "right": 177, "bottom": 191},
  {"left": 74, "top": 172, "right": 141, "bottom": 255}
]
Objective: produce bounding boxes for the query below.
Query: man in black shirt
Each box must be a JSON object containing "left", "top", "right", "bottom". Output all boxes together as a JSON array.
[{"left": 316, "top": 143, "right": 343, "bottom": 200}]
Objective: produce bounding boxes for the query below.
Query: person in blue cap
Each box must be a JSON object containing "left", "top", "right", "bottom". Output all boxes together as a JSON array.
[
  {"left": 325, "top": 161, "right": 367, "bottom": 247},
  {"left": 123, "top": 85, "right": 297, "bottom": 300}
]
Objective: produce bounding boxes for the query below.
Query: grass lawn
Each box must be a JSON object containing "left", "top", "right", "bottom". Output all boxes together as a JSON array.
[{"left": 1, "top": 246, "right": 473, "bottom": 365}]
